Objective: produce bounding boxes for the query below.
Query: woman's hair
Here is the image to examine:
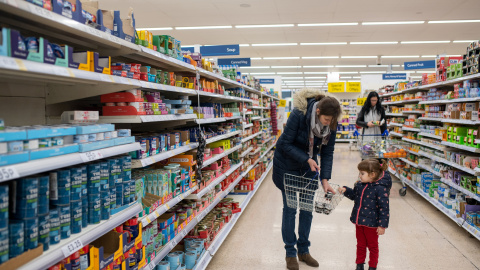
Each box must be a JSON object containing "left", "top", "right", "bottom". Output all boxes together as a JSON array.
[
  {"left": 314, "top": 94, "right": 342, "bottom": 129},
  {"left": 357, "top": 158, "right": 388, "bottom": 180},
  {"left": 362, "top": 91, "right": 383, "bottom": 114}
]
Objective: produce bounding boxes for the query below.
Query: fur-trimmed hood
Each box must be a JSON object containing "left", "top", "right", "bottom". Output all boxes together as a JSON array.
[{"left": 292, "top": 88, "right": 340, "bottom": 115}]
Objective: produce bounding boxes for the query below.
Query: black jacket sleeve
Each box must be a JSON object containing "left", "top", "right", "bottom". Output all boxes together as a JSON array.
[
  {"left": 277, "top": 110, "right": 310, "bottom": 165},
  {"left": 343, "top": 184, "right": 356, "bottom": 201},
  {"left": 376, "top": 186, "right": 390, "bottom": 228},
  {"left": 319, "top": 130, "right": 336, "bottom": 180},
  {"left": 356, "top": 107, "right": 368, "bottom": 128}
]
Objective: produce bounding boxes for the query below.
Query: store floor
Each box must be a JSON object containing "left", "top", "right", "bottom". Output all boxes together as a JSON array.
[{"left": 207, "top": 144, "right": 480, "bottom": 270}]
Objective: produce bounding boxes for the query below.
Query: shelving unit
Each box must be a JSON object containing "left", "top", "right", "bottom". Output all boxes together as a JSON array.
[{"left": 418, "top": 132, "right": 442, "bottom": 140}]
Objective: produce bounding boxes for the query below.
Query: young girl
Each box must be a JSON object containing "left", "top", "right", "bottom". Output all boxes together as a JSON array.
[{"left": 340, "top": 159, "right": 392, "bottom": 270}]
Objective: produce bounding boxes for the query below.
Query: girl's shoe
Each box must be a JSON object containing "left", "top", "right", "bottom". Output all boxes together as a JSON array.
[{"left": 356, "top": 264, "right": 365, "bottom": 270}]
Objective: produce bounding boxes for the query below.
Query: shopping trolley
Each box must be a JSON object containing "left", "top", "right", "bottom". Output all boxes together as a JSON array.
[{"left": 284, "top": 171, "right": 344, "bottom": 215}]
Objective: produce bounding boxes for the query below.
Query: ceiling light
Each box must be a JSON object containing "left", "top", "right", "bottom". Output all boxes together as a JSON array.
[
  {"left": 338, "top": 72, "right": 359, "bottom": 74},
  {"left": 136, "top": 27, "right": 173, "bottom": 31},
  {"left": 251, "top": 57, "right": 262, "bottom": 60},
  {"left": 341, "top": 56, "right": 377, "bottom": 59},
  {"left": 303, "top": 66, "right": 334, "bottom": 68},
  {"left": 304, "top": 72, "right": 329, "bottom": 74},
  {"left": 277, "top": 72, "right": 303, "bottom": 74},
  {"left": 181, "top": 45, "right": 197, "bottom": 47},
  {"left": 410, "top": 76, "right": 423, "bottom": 79},
  {"left": 421, "top": 55, "right": 437, "bottom": 58},
  {"left": 281, "top": 77, "right": 304, "bottom": 79},
  {"left": 352, "top": 76, "right": 362, "bottom": 79},
  {"left": 283, "top": 81, "right": 305, "bottom": 83},
  {"left": 271, "top": 66, "right": 302, "bottom": 68},
  {"left": 340, "top": 76, "right": 352, "bottom": 79},
  {"left": 303, "top": 81, "right": 324, "bottom": 83},
  {"left": 252, "top": 43, "right": 298, "bottom": 46},
  {"left": 239, "top": 66, "right": 270, "bottom": 69},
  {"left": 401, "top": 41, "right": 450, "bottom": 44},
  {"left": 300, "top": 42, "right": 347, "bottom": 45},
  {"left": 298, "top": 22, "right": 359, "bottom": 27},
  {"left": 335, "top": 65, "right": 367, "bottom": 68},
  {"left": 429, "top": 20, "right": 480, "bottom": 24},
  {"left": 362, "top": 21, "right": 424, "bottom": 25},
  {"left": 368, "top": 65, "right": 401, "bottom": 67},
  {"left": 235, "top": 24, "right": 295, "bottom": 28},
  {"left": 239, "top": 44, "right": 250, "bottom": 47},
  {"left": 447, "top": 55, "right": 462, "bottom": 57},
  {"left": 453, "top": 40, "right": 474, "bottom": 43},
  {"left": 302, "top": 56, "right": 339, "bottom": 59},
  {"left": 176, "top": 25, "right": 232, "bottom": 30},
  {"left": 263, "top": 57, "right": 300, "bottom": 60},
  {"left": 360, "top": 71, "right": 384, "bottom": 74},
  {"left": 350, "top": 41, "right": 398, "bottom": 45},
  {"left": 304, "top": 77, "right": 327, "bottom": 79},
  {"left": 249, "top": 72, "right": 276, "bottom": 75},
  {"left": 382, "top": 55, "right": 420, "bottom": 58}
]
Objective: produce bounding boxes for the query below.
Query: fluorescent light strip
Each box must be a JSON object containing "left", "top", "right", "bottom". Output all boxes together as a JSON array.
[
  {"left": 350, "top": 41, "right": 398, "bottom": 45},
  {"left": 251, "top": 58, "right": 262, "bottom": 60},
  {"left": 429, "top": 20, "right": 480, "bottom": 24},
  {"left": 335, "top": 65, "right": 367, "bottom": 68},
  {"left": 249, "top": 72, "right": 276, "bottom": 75},
  {"left": 368, "top": 65, "right": 401, "bottom": 67},
  {"left": 382, "top": 55, "right": 420, "bottom": 58},
  {"left": 277, "top": 72, "right": 303, "bottom": 74},
  {"left": 302, "top": 56, "right": 339, "bottom": 59},
  {"left": 303, "top": 81, "right": 324, "bottom": 83},
  {"left": 453, "top": 40, "right": 475, "bottom": 43},
  {"left": 341, "top": 56, "right": 377, "bottom": 59},
  {"left": 360, "top": 71, "right": 385, "bottom": 74},
  {"left": 235, "top": 24, "right": 295, "bottom": 28},
  {"left": 304, "top": 77, "right": 326, "bottom": 79},
  {"left": 340, "top": 76, "right": 352, "bottom": 79},
  {"left": 239, "top": 44, "right": 250, "bottom": 47},
  {"left": 283, "top": 81, "right": 305, "bottom": 83},
  {"left": 176, "top": 25, "right": 232, "bottom": 30},
  {"left": 401, "top": 41, "right": 450, "bottom": 44},
  {"left": 304, "top": 72, "right": 329, "bottom": 74},
  {"left": 352, "top": 77, "right": 361, "bottom": 79},
  {"left": 263, "top": 57, "right": 300, "bottom": 60},
  {"left": 300, "top": 42, "right": 347, "bottom": 45},
  {"left": 271, "top": 66, "right": 302, "bottom": 68},
  {"left": 338, "top": 72, "right": 359, "bottom": 74},
  {"left": 239, "top": 66, "right": 271, "bottom": 69},
  {"left": 298, "top": 22, "right": 358, "bottom": 27},
  {"left": 252, "top": 43, "right": 298, "bottom": 46},
  {"left": 303, "top": 66, "right": 334, "bottom": 68},
  {"left": 136, "top": 27, "right": 173, "bottom": 31},
  {"left": 411, "top": 76, "right": 423, "bottom": 79},
  {"left": 362, "top": 21, "right": 424, "bottom": 25},
  {"left": 421, "top": 55, "right": 437, "bottom": 58},
  {"left": 281, "top": 77, "right": 304, "bottom": 79}
]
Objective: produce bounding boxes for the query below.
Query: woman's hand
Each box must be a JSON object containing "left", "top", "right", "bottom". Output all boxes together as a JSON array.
[
  {"left": 367, "top": 121, "right": 375, "bottom": 127},
  {"left": 307, "top": 158, "right": 320, "bottom": 172},
  {"left": 322, "top": 179, "right": 336, "bottom": 194},
  {"left": 377, "top": 227, "right": 385, "bottom": 235}
]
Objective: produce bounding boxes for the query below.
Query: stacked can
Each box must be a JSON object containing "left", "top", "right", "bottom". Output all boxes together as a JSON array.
[
  {"left": 99, "top": 162, "right": 111, "bottom": 221},
  {"left": 50, "top": 170, "right": 71, "bottom": 240},
  {"left": 38, "top": 213, "right": 50, "bottom": 251},
  {"left": 80, "top": 166, "right": 88, "bottom": 228},
  {"left": 122, "top": 156, "right": 133, "bottom": 204},
  {"left": 87, "top": 164, "right": 101, "bottom": 224},
  {"left": 38, "top": 175, "right": 49, "bottom": 216},
  {"left": 49, "top": 208, "right": 60, "bottom": 245},
  {"left": 70, "top": 167, "right": 83, "bottom": 234},
  {"left": 58, "top": 205, "right": 71, "bottom": 239},
  {"left": 9, "top": 221, "right": 23, "bottom": 259},
  {"left": 0, "top": 185, "right": 7, "bottom": 263},
  {"left": 13, "top": 177, "right": 39, "bottom": 253}
]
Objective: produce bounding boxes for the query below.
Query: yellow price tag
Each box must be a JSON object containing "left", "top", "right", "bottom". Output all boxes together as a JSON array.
[
  {"left": 328, "top": 82, "right": 345, "bottom": 93},
  {"left": 346, "top": 82, "right": 361, "bottom": 93},
  {"left": 154, "top": 211, "right": 159, "bottom": 218},
  {"left": 14, "top": 59, "right": 27, "bottom": 71},
  {"left": 165, "top": 203, "right": 170, "bottom": 210},
  {"left": 279, "top": 99, "right": 287, "bottom": 107},
  {"left": 357, "top": 98, "right": 367, "bottom": 106},
  {"left": 146, "top": 216, "right": 151, "bottom": 223}
]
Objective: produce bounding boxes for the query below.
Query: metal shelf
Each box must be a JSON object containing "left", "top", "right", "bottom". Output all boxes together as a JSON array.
[
  {"left": 441, "top": 141, "right": 480, "bottom": 153},
  {"left": 399, "top": 158, "right": 419, "bottom": 168},
  {"left": 195, "top": 118, "right": 227, "bottom": 124},
  {"left": 206, "top": 131, "right": 241, "bottom": 144},
  {"left": 383, "top": 99, "right": 421, "bottom": 105},
  {"left": 403, "top": 111, "right": 425, "bottom": 114},
  {"left": 240, "top": 147, "right": 253, "bottom": 158},
  {"left": 250, "top": 116, "right": 261, "bottom": 121},
  {"left": 0, "top": 143, "right": 140, "bottom": 181},
  {"left": 442, "top": 119, "right": 480, "bottom": 125},
  {"left": 440, "top": 178, "right": 480, "bottom": 202},
  {"left": 402, "top": 127, "right": 421, "bottom": 132},
  {"left": 202, "top": 145, "right": 242, "bottom": 168},
  {"left": 250, "top": 147, "right": 261, "bottom": 155},
  {"left": 388, "top": 123, "right": 403, "bottom": 127},
  {"left": 241, "top": 132, "right": 262, "bottom": 143},
  {"left": 418, "top": 132, "right": 442, "bottom": 140},
  {"left": 390, "top": 132, "right": 404, "bottom": 137},
  {"left": 99, "top": 114, "right": 198, "bottom": 124},
  {"left": 402, "top": 138, "right": 442, "bottom": 150},
  {"left": 336, "top": 139, "right": 355, "bottom": 142},
  {"left": 18, "top": 202, "right": 142, "bottom": 270},
  {"left": 247, "top": 106, "right": 268, "bottom": 110},
  {"left": 419, "top": 97, "right": 480, "bottom": 105},
  {"left": 132, "top": 143, "right": 199, "bottom": 168},
  {"left": 418, "top": 151, "right": 477, "bottom": 176},
  {"left": 418, "top": 117, "right": 443, "bottom": 122},
  {"left": 243, "top": 123, "right": 254, "bottom": 128},
  {"left": 386, "top": 113, "right": 405, "bottom": 117}
]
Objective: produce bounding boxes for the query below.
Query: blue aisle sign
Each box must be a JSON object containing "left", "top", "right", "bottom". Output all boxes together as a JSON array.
[
  {"left": 218, "top": 58, "right": 251, "bottom": 67},
  {"left": 181, "top": 47, "right": 195, "bottom": 54},
  {"left": 200, "top": 44, "right": 240, "bottom": 56},
  {"left": 404, "top": 60, "right": 436, "bottom": 70},
  {"left": 259, "top": 79, "right": 275, "bottom": 84},
  {"left": 383, "top": 73, "right": 407, "bottom": 80}
]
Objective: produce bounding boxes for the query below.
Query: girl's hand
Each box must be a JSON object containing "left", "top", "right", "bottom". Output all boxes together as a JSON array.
[
  {"left": 367, "top": 121, "right": 375, "bottom": 128},
  {"left": 339, "top": 187, "right": 346, "bottom": 193},
  {"left": 377, "top": 227, "right": 385, "bottom": 235},
  {"left": 307, "top": 158, "right": 320, "bottom": 172},
  {"left": 322, "top": 179, "right": 336, "bottom": 194}
]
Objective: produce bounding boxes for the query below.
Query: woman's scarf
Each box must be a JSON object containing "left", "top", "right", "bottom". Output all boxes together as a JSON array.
[{"left": 309, "top": 101, "right": 330, "bottom": 158}]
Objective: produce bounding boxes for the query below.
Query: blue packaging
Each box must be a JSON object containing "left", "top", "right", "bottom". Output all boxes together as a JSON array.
[
  {"left": 13, "top": 177, "right": 38, "bottom": 219},
  {"left": 38, "top": 175, "right": 49, "bottom": 216},
  {"left": 58, "top": 205, "right": 70, "bottom": 239},
  {"left": 99, "top": 162, "right": 109, "bottom": 191},
  {"left": 71, "top": 201, "right": 82, "bottom": 234},
  {"left": 109, "top": 188, "right": 116, "bottom": 210},
  {"left": 38, "top": 213, "right": 50, "bottom": 251},
  {"left": 88, "top": 134, "right": 97, "bottom": 142},
  {"left": 101, "top": 191, "right": 110, "bottom": 220},
  {"left": 122, "top": 181, "right": 130, "bottom": 205},
  {"left": 23, "top": 217, "right": 38, "bottom": 251},
  {"left": 88, "top": 194, "right": 101, "bottom": 225},
  {"left": 0, "top": 185, "right": 8, "bottom": 230},
  {"left": 80, "top": 166, "right": 88, "bottom": 197},
  {"left": 70, "top": 167, "right": 83, "bottom": 201},
  {"left": 129, "top": 180, "right": 135, "bottom": 203},
  {"left": 82, "top": 197, "right": 88, "bottom": 228},
  {"left": 107, "top": 159, "right": 117, "bottom": 188},
  {"left": 49, "top": 170, "right": 70, "bottom": 206},
  {"left": 115, "top": 185, "right": 123, "bottom": 207},
  {"left": 110, "top": 158, "right": 122, "bottom": 185},
  {"left": 0, "top": 229, "right": 7, "bottom": 263},
  {"left": 9, "top": 220, "right": 24, "bottom": 258},
  {"left": 49, "top": 208, "right": 60, "bottom": 245},
  {"left": 87, "top": 163, "right": 101, "bottom": 195}
]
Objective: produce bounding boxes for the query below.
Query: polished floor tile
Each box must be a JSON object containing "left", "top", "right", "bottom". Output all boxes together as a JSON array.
[{"left": 207, "top": 145, "right": 480, "bottom": 270}]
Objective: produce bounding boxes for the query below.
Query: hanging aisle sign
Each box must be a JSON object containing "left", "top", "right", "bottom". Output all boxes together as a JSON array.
[
  {"left": 346, "top": 82, "right": 361, "bottom": 92},
  {"left": 404, "top": 60, "right": 436, "bottom": 70},
  {"left": 279, "top": 100, "right": 287, "bottom": 107},
  {"left": 218, "top": 58, "right": 251, "bottom": 67},
  {"left": 383, "top": 74, "right": 407, "bottom": 80},
  {"left": 181, "top": 47, "right": 195, "bottom": 54},
  {"left": 328, "top": 82, "right": 345, "bottom": 93},
  {"left": 259, "top": 79, "right": 275, "bottom": 84},
  {"left": 200, "top": 44, "right": 240, "bottom": 56}
]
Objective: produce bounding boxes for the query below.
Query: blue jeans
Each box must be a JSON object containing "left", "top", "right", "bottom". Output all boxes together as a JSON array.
[{"left": 281, "top": 191, "right": 313, "bottom": 258}]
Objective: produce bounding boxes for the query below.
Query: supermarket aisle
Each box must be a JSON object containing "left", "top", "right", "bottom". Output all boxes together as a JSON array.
[{"left": 207, "top": 144, "right": 480, "bottom": 270}]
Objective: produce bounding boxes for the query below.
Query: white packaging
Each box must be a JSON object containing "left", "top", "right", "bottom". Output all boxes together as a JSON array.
[
  {"left": 96, "top": 133, "right": 105, "bottom": 141},
  {"left": 61, "top": 111, "right": 100, "bottom": 124},
  {"left": 0, "top": 143, "right": 7, "bottom": 154},
  {"left": 111, "top": 131, "right": 118, "bottom": 138},
  {"left": 23, "top": 140, "right": 39, "bottom": 150}
]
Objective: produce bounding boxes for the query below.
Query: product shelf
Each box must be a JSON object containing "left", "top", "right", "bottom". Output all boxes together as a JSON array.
[
  {"left": 418, "top": 150, "right": 477, "bottom": 176},
  {"left": 406, "top": 149, "right": 420, "bottom": 156},
  {"left": 243, "top": 123, "right": 254, "bottom": 128},
  {"left": 250, "top": 116, "right": 261, "bottom": 121},
  {"left": 386, "top": 113, "right": 405, "bottom": 117},
  {"left": 441, "top": 141, "right": 480, "bottom": 153},
  {"left": 440, "top": 178, "right": 480, "bottom": 203},
  {"left": 418, "top": 117, "right": 443, "bottom": 122},
  {"left": 98, "top": 114, "right": 198, "bottom": 124},
  {"left": 0, "top": 142, "right": 140, "bottom": 181},
  {"left": 419, "top": 97, "right": 480, "bottom": 105},
  {"left": 247, "top": 106, "right": 268, "bottom": 110},
  {"left": 140, "top": 186, "right": 199, "bottom": 228},
  {"left": 336, "top": 139, "right": 355, "bottom": 142},
  {"left": 239, "top": 147, "right": 254, "bottom": 158},
  {"left": 402, "top": 127, "right": 421, "bottom": 132},
  {"left": 245, "top": 111, "right": 254, "bottom": 115},
  {"left": 403, "top": 111, "right": 425, "bottom": 114},
  {"left": 399, "top": 158, "right": 419, "bottom": 168},
  {"left": 418, "top": 132, "right": 443, "bottom": 140},
  {"left": 241, "top": 132, "right": 262, "bottom": 143},
  {"left": 186, "top": 162, "right": 243, "bottom": 200},
  {"left": 132, "top": 143, "right": 199, "bottom": 168},
  {"left": 383, "top": 99, "right": 421, "bottom": 105},
  {"left": 402, "top": 138, "right": 442, "bottom": 150},
  {"left": 250, "top": 147, "right": 262, "bottom": 156},
  {"left": 417, "top": 163, "right": 443, "bottom": 178},
  {"left": 195, "top": 118, "right": 227, "bottom": 124},
  {"left": 389, "top": 131, "right": 404, "bottom": 137},
  {"left": 18, "top": 202, "right": 143, "bottom": 270},
  {"left": 206, "top": 131, "right": 241, "bottom": 145},
  {"left": 442, "top": 119, "right": 480, "bottom": 125},
  {"left": 388, "top": 123, "right": 403, "bottom": 127},
  {"left": 201, "top": 145, "right": 242, "bottom": 168}
]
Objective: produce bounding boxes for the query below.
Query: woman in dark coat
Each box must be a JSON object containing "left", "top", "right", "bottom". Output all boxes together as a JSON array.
[
  {"left": 272, "top": 88, "right": 342, "bottom": 270},
  {"left": 356, "top": 92, "right": 387, "bottom": 136}
]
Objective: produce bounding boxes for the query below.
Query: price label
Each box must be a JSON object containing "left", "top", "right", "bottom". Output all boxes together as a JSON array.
[
  {"left": 143, "top": 264, "right": 151, "bottom": 270},
  {"left": 0, "top": 166, "right": 19, "bottom": 182},
  {"left": 179, "top": 194, "right": 185, "bottom": 200},
  {"left": 0, "top": 57, "right": 19, "bottom": 70},
  {"left": 53, "top": 67, "right": 71, "bottom": 77},
  {"left": 140, "top": 159, "right": 149, "bottom": 167},
  {"left": 182, "top": 230, "right": 188, "bottom": 237},
  {"left": 145, "top": 216, "right": 151, "bottom": 223},
  {"left": 61, "top": 239, "right": 83, "bottom": 257},
  {"left": 30, "top": 4, "right": 53, "bottom": 19},
  {"left": 100, "top": 75, "right": 115, "bottom": 83},
  {"left": 80, "top": 151, "right": 104, "bottom": 162},
  {"left": 165, "top": 203, "right": 170, "bottom": 210},
  {"left": 171, "top": 238, "right": 177, "bottom": 247}
]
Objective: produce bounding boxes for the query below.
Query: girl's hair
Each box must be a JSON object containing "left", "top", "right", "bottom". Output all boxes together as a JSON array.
[
  {"left": 358, "top": 158, "right": 388, "bottom": 180},
  {"left": 362, "top": 91, "right": 383, "bottom": 114},
  {"left": 314, "top": 94, "right": 342, "bottom": 129}
]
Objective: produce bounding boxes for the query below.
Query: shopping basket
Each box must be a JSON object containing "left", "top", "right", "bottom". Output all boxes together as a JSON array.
[{"left": 284, "top": 171, "right": 343, "bottom": 215}]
